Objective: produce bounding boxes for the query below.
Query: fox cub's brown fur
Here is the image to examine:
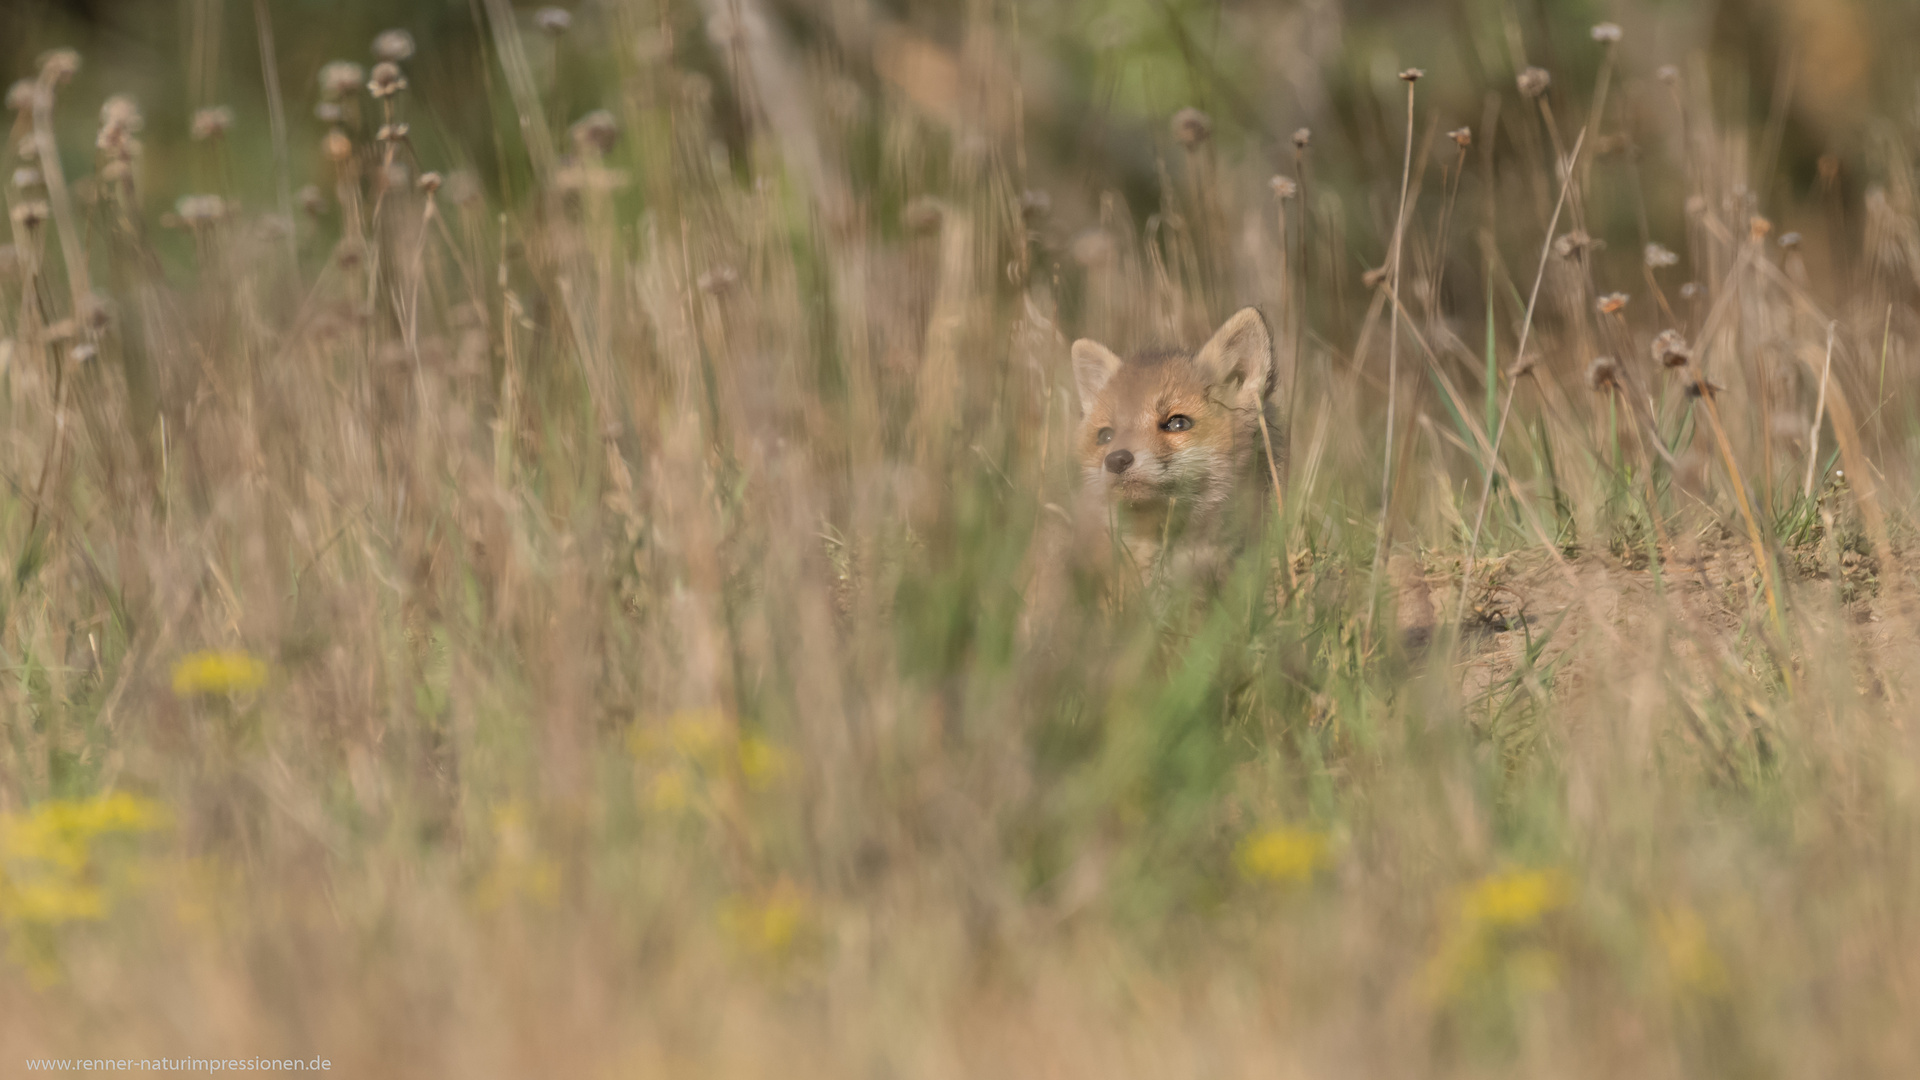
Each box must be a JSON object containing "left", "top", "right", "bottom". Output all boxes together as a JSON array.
[{"left": 1068, "top": 307, "right": 1286, "bottom": 583}]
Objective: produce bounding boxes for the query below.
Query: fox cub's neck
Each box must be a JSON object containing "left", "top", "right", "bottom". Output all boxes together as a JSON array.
[{"left": 1071, "top": 307, "right": 1285, "bottom": 580}]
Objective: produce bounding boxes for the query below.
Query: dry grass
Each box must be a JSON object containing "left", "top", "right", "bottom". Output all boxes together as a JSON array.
[{"left": 4, "top": 0, "right": 1920, "bottom": 1075}]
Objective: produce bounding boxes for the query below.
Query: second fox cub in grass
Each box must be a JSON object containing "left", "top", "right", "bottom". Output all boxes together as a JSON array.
[{"left": 1070, "top": 307, "right": 1286, "bottom": 582}]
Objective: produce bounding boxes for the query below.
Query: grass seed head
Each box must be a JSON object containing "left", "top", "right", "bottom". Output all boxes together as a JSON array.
[{"left": 1651, "top": 329, "right": 1691, "bottom": 368}]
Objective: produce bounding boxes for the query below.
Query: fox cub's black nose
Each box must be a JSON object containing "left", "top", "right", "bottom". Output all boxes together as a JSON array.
[{"left": 1104, "top": 449, "right": 1134, "bottom": 475}]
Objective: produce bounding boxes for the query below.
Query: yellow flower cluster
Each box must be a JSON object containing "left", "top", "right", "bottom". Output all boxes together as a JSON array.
[
  {"left": 629, "top": 708, "right": 789, "bottom": 814},
  {"left": 472, "top": 800, "right": 561, "bottom": 911},
  {"left": 1235, "top": 824, "right": 1332, "bottom": 885},
  {"left": 1423, "top": 867, "right": 1575, "bottom": 1002},
  {"left": 1654, "top": 904, "right": 1730, "bottom": 998},
  {"left": 0, "top": 793, "right": 169, "bottom": 978},
  {"left": 717, "top": 881, "right": 813, "bottom": 963},
  {"left": 170, "top": 650, "right": 267, "bottom": 697}
]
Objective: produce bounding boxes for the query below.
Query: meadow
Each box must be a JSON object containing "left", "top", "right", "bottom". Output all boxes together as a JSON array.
[{"left": 3, "top": 0, "right": 1920, "bottom": 1074}]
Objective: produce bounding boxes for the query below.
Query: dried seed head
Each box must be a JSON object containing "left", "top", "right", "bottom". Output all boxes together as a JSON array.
[
  {"left": 1749, "top": 215, "right": 1772, "bottom": 242},
  {"left": 1019, "top": 188, "right": 1051, "bottom": 220},
  {"left": 322, "top": 128, "right": 353, "bottom": 162},
  {"left": 1361, "top": 265, "right": 1389, "bottom": 290},
  {"left": 1591, "top": 22, "right": 1623, "bottom": 44},
  {"left": 1554, "top": 230, "right": 1601, "bottom": 259},
  {"left": 174, "top": 194, "right": 228, "bottom": 225},
  {"left": 315, "top": 102, "right": 343, "bottom": 123},
  {"left": 1596, "top": 292, "right": 1630, "bottom": 315},
  {"left": 319, "top": 61, "right": 365, "bottom": 100},
  {"left": 1292, "top": 127, "right": 1312, "bottom": 149},
  {"left": 38, "top": 49, "right": 81, "bottom": 84},
  {"left": 1684, "top": 377, "right": 1723, "bottom": 399},
  {"left": 535, "top": 7, "right": 573, "bottom": 34},
  {"left": 372, "top": 29, "right": 416, "bottom": 62},
  {"left": 1778, "top": 230, "right": 1801, "bottom": 249},
  {"left": 376, "top": 122, "right": 410, "bottom": 142},
  {"left": 1448, "top": 126, "right": 1472, "bottom": 149},
  {"left": 5, "top": 80, "right": 37, "bottom": 113},
  {"left": 416, "top": 171, "right": 442, "bottom": 193},
  {"left": 99, "top": 94, "right": 143, "bottom": 134},
  {"left": 1679, "top": 282, "right": 1702, "bottom": 300},
  {"left": 190, "top": 105, "right": 234, "bottom": 141},
  {"left": 1517, "top": 66, "right": 1551, "bottom": 98},
  {"left": 1398, "top": 68, "right": 1424, "bottom": 82},
  {"left": 1644, "top": 242, "right": 1679, "bottom": 268},
  {"left": 1269, "top": 174, "right": 1298, "bottom": 199},
  {"left": 901, "top": 196, "right": 944, "bottom": 235},
  {"left": 12, "top": 167, "right": 41, "bottom": 190},
  {"left": 1586, "top": 356, "right": 1621, "bottom": 391},
  {"left": 1171, "top": 107, "right": 1212, "bottom": 148},
  {"left": 1651, "top": 329, "right": 1691, "bottom": 368},
  {"left": 297, "top": 184, "right": 327, "bottom": 216},
  {"left": 569, "top": 109, "right": 619, "bottom": 155},
  {"left": 10, "top": 201, "right": 50, "bottom": 228},
  {"left": 368, "top": 62, "right": 408, "bottom": 99},
  {"left": 69, "top": 343, "right": 98, "bottom": 364}
]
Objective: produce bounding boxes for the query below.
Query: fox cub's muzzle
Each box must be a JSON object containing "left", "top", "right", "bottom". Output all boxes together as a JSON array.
[{"left": 1104, "top": 449, "right": 1134, "bottom": 475}]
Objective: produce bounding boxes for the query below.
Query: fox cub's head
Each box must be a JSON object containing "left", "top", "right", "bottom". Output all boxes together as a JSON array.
[{"left": 1072, "top": 307, "right": 1279, "bottom": 510}]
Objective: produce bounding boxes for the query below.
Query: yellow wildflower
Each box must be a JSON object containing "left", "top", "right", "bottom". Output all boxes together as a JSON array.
[
  {"left": 170, "top": 650, "right": 267, "bottom": 697},
  {"left": 1461, "top": 868, "right": 1573, "bottom": 928},
  {"left": 472, "top": 800, "right": 561, "bottom": 911},
  {"left": 737, "top": 735, "right": 788, "bottom": 790},
  {"left": 718, "top": 882, "right": 813, "bottom": 962},
  {"left": 647, "top": 767, "right": 693, "bottom": 813},
  {"left": 1235, "top": 824, "right": 1332, "bottom": 885},
  {"left": 1422, "top": 867, "right": 1576, "bottom": 1003},
  {"left": 1655, "top": 904, "right": 1729, "bottom": 997}
]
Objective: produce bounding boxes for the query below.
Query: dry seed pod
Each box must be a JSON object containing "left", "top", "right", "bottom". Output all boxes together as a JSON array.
[
  {"left": 1651, "top": 329, "right": 1691, "bottom": 368},
  {"left": 1586, "top": 356, "right": 1621, "bottom": 391},
  {"left": 1448, "top": 127, "right": 1472, "bottom": 149},
  {"left": 319, "top": 61, "right": 364, "bottom": 100},
  {"left": 1269, "top": 175, "right": 1298, "bottom": 199},
  {"left": 1398, "top": 68, "right": 1424, "bottom": 82},
  {"left": 1644, "top": 242, "right": 1679, "bottom": 268},
  {"left": 1595, "top": 292, "right": 1629, "bottom": 315},
  {"left": 368, "top": 62, "right": 407, "bottom": 99},
  {"left": 1517, "top": 66, "right": 1551, "bottom": 98},
  {"left": 1292, "top": 127, "right": 1311, "bottom": 149}
]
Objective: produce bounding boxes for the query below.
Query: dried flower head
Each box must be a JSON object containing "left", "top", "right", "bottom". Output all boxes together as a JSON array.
[
  {"left": 367, "top": 62, "right": 408, "bottom": 99},
  {"left": 190, "top": 105, "right": 234, "bottom": 141},
  {"left": 5, "top": 80, "right": 36, "bottom": 113},
  {"left": 322, "top": 128, "right": 353, "bottom": 162},
  {"left": 38, "top": 49, "right": 82, "bottom": 84},
  {"left": 1361, "top": 265, "right": 1389, "bottom": 290},
  {"left": 1644, "top": 242, "right": 1679, "bottom": 268},
  {"left": 376, "top": 122, "right": 410, "bottom": 142},
  {"left": 1679, "top": 282, "right": 1702, "bottom": 300},
  {"left": 11, "top": 166, "right": 41, "bottom": 190},
  {"left": 372, "top": 29, "right": 416, "bottom": 62},
  {"left": 319, "top": 61, "right": 365, "bottom": 100},
  {"left": 174, "top": 194, "right": 228, "bottom": 226},
  {"left": 1554, "top": 230, "right": 1600, "bottom": 259},
  {"left": 416, "top": 171, "right": 443, "bottom": 194},
  {"left": 1651, "top": 329, "right": 1691, "bottom": 368},
  {"left": 11, "top": 201, "right": 50, "bottom": 228},
  {"left": 1778, "top": 231, "right": 1801, "bottom": 249},
  {"left": 297, "top": 184, "right": 327, "bottom": 216},
  {"left": 1448, "top": 126, "right": 1472, "bottom": 149},
  {"left": 444, "top": 170, "right": 483, "bottom": 207},
  {"left": 569, "top": 109, "right": 619, "bottom": 155},
  {"left": 1269, "top": 174, "right": 1298, "bottom": 199},
  {"left": 314, "top": 102, "right": 342, "bottom": 123},
  {"left": 535, "top": 7, "right": 573, "bottom": 33},
  {"left": 1171, "top": 107, "right": 1212, "bottom": 148},
  {"left": 1292, "top": 127, "right": 1312, "bottom": 149},
  {"left": 1517, "top": 66, "right": 1551, "bottom": 98},
  {"left": 1749, "top": 216, "right": 1772, "bottom": 242},
  {"left": 69, "top": 343, "right": 98, "bottom": 364},
  {"left": 1019, "top": 188, "right": 1051, "bottom": 220},
  {"left": 1596, "top": 292, "right": 1630, "bottom": 315},
  {"left": 1591, "top": 23, "right": 1623, "bottom": 44},
  {"left": 1586, "top": 356, "right": 1621, "bottom": 391},
  {"left": 901, "top": 196, "right": 944, "bottom": 235},
  {"left": 1399, "top": 68, "right": 1424, "bottom": 82}
]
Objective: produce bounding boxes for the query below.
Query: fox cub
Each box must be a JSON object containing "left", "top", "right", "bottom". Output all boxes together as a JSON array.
[{"left": 1068, "top": 306, "right": 1286, "bottom": 584}]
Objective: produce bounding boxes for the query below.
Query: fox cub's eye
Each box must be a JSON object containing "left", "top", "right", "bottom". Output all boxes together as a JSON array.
[
  {"left": 1096, "top": 427, "right": 1115, "bottom": 445},
  {"left": 1161, "top": 414, "right": 1193, "bottom": 432}
]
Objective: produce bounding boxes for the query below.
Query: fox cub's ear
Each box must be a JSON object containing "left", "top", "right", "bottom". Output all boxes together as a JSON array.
[
  {"left": 1192, "top": 307, "right": 1273, "bottom": 410},
  {"left": 1071, "top": 339, "right": 1124, "bottom": 416}
]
